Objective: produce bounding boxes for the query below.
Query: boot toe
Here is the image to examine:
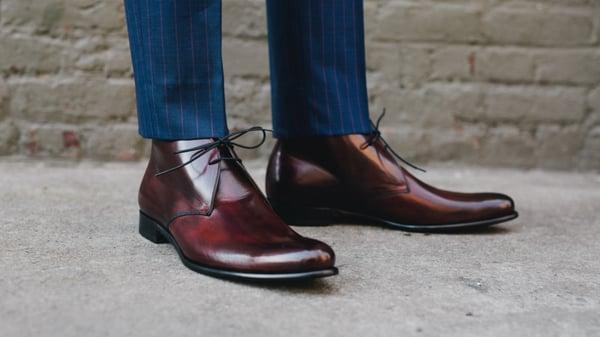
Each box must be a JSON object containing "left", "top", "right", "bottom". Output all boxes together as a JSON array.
[
  {"left": 248, "top": 238, "right": 335, "bottom": 273},
  {"left": 485, "top": 193, "right": 516, "bottom": 218},
  {"left": 192, "top": 238, "right": 336, "bottom": 274},
  {"left": 300, "top": 238, "right": 336, "bottom": 270},
  {"left": 455, "top": 192, "right": 516, "bottom": 225}
]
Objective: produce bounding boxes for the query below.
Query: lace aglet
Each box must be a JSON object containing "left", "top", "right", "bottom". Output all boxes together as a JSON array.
[
  {"left": 155, "top": 167, "right": 176, "bottom": 177},
  {"left": 153, "top": 126, "right": 273, "bottom": 176},
  {"left": 403, "top": 160, "right": 426, "bottom": 173}
]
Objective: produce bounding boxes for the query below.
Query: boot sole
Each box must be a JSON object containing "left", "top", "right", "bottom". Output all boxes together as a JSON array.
[
  {"left": 138, "top": 211, "right": 338, "bottom": 281},
  {"left": 270, "top": 201, "right": 519, "bottom": 233}
]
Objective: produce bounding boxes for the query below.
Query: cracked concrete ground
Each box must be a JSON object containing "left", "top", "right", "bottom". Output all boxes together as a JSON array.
[{"left": 1, "top": 159, "right": 599, "bottom": 337}]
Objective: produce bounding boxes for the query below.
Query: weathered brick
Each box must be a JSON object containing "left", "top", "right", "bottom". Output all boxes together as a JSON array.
[
  {"left": 9, "top": 78, "right": 135, "bottom": 123},
  {"left": 428, "top": 47, "right": 537, "bottom": 84},
  {"left": 0, "top": 35, "right": 67, "bottom": 75},
  {"left": 481, "top": 126, "right": 537, "bottom": 167},
  {"left": 430, "top": 46, "right": 478, "bottom": 81},
  {"left": 363, "top": 0, "right": 379, "bottom": 38},
  {"left": 105, "top": 41, "right": 134, "bottom": 77},
  {"left": 1, "top": 0, "right": 125, "bottom": 37},
  {"left": 0, "top": 121, "right": 20, "bottom": 155},
  {"left": 477, "top": 48, "right": 535, "bottom": 83},
  {"left": 382, "top": 124, "right": 487, "bottom": 163},
  {"left": 71, "top": 37, "right": 132, "bottom": 77},
  {"left": 588, "top": 87, "right": 600, "bottom": 113},
  {"left": 534, "top": 49, "right": 600, "bottom": 85},
  {"left": 83, "top": 124, "right": 144, "bottom": 160},
  {"left": 484, "top": 86, "right": 586, "bottom": 123},
  {"left": 0, "top": 0, "right": 597, "bottom": 170},
  {"left": 579, "top": 126, "right": 600, "bottom": 169},
  {"left": 535, "top": 125, "right": 584, "bottom": 169},
  {"left": 0, "top": 79, "right": 8, "bottom": 120},
  {"left": 366, "top": 43, "right": 402, "bottom": 83},
  {"left": 375, "top": 3, "right": 484, "bottom": 43},
  {"left": 222, "top": 0, "right": 266, "bottom": 39},
  {"left": 74, "top": 52, "right": 107, "bottom": 73},
  {"left": 377, "top": 83, "right": 482, "bottom": 128},
  {"left": 397, "top": 44, "right": 433, "bottom": 87},
  {"left": 224, "top": 77, "right": 271, "bottom": 123},
  {"left": 23, "top": 124, "right": 82, "bottom": 158},
  {"left": 483, "top": 5, "right": 594, "bottom": 46},
  {"left": 426, "top": 124, "right": 487, "bottom": 162},
  {"left": 222, "top": 39, "right": 269, "bottom": 78}
]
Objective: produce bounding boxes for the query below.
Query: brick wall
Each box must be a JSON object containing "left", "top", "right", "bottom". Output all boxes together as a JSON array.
[{"left": 0, "top": 0, "right": 598, "bottom": 170}]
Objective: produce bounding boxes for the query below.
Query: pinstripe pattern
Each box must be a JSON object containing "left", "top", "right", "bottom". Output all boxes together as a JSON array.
[
  {"left": 342, "top": 1, "right": 356, "bottom": 131},
  {"left": 306, "top": 0, "right": 317, "bottom": 132},
  {"left": 144, "top": 0, "right": 159, "bottom": 136},
  {"left": 331, "top": 4, "right": 345, "bottom": 133},
  {"left": 320, "top": 1, "right": 333, "bottom": 134},
  {"left": 125, "top": 0, "right": 149, "bottom": 134},
  {"left": 158, "top": 1, "right": 171, "bottom": 136},
  {"left": 125, "top": 0, "right": 370, "bottom": 140},
  {"left": 125, "top": 0, "right": 227, "bottom": 140},
  {"left": 186, "top": 0, "right": 199, "bottom": 135},
  {"left": 203, "top": 1, "right": 216, "bottom": 136},
  {"left": 266, "top": 0, "right": 372, "bottom": 138},
  {"left": 172, "top": 0, "right": 184, "bottom": 132},
  {"left": 351, "top": 1, "right": 370, "bottom": 132}
]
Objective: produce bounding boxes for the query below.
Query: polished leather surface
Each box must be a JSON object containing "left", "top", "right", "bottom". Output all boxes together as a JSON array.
[
  {"left": 139, "top": 140, "right": 335, "bottom": 273},
  {"left": 266, "top": 134, "right": 516, "bottom": 226}
]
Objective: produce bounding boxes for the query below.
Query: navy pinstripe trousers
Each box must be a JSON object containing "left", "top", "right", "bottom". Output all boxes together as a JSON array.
[{"left": 124, "top": 0, "right": 372, "bottom": 140}]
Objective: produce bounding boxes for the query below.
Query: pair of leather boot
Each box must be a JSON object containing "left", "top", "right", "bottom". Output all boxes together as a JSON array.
[{"left": 138, "top": 127, "right": 517, "bottom": 280}]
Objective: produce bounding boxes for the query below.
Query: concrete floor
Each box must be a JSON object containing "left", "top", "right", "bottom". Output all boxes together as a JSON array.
[{"left": 1, "top": 159, "right": 599, "bottom": 337}]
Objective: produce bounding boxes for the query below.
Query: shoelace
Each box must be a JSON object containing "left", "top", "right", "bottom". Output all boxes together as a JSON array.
[
  {"left": 360, "top": 109, "right": 426, "bottom": 172},
  {"left": 155, "top": 110, "right": 422, "bottom": 176},
  {"left": 155, "top": 126, "right": 272, "bottom": 176}
]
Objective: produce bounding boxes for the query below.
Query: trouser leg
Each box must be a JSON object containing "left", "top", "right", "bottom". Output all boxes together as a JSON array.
[
  {"left": 124, "top": 0, "right": 227, "bottom": 140},
  {"left": 266, "top": 0, "right": 372, "bottom": 138}
]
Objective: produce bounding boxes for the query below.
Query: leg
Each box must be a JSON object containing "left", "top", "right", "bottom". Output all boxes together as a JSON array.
[
  {"left": 124, "top": 0, "right": 337, "bottom": 281},
  {"left": 265, "top": 1, "right": 518, "bottom": 232},
  {"left": 124, "top": 0, "right": 227, "bottom": 140},
  {"left": 266, "top": 0, "right": 372, "bottom": 138}
]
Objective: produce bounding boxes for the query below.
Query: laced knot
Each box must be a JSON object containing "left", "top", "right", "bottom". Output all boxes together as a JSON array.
[
  {"left": 155, "top": 126, "right": 272, "bottom": 176},
  {"left": 360, "top": 108, "right": 426, "bottom": 173}
]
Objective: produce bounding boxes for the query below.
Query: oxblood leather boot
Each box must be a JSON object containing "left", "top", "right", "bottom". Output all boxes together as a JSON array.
[
  {"left": 266, "top": 126, "right": 518, "bottom": 232},
  {"left": 138, "top": 132, "right": 337, "bottom": 280}
]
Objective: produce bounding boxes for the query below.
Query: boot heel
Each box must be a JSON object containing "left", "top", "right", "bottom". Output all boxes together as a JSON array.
[
  {"left": 139, "top": 211, "right": 169, "bottom": 244},
  {"left": 269, "top": 200, "right": 340, "bottom": 226}
]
